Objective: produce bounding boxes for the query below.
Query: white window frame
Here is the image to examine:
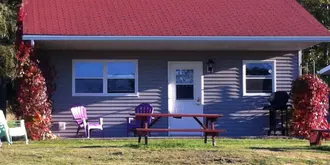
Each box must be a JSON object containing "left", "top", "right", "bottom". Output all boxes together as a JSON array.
[
  {"left": 72, "top": 59, "right": 139, "bottom": 97},
  {"left": 242, "top": 60, "right": 276, "bottom": 96}
]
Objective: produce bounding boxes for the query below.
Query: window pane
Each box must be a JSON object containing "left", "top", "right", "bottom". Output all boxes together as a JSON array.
[
  {"left": 176, "top": 85, "right": 194, "bottom": 100},
  {"left": 74, "top": 62, "right": 103, "bottom": 78},
  {"left": 108, "top": 79, "right": 135, "bottom": 93},
  {"left": 176, "top": 69, "right": 193, "bottom": 84},
  {"left": 75, "top": 79, "right": 103, "bottom": 93},
  {"left": 107, "top": 62, "right": 135, "bottom": 78},
  {"left": 246, "top": 79, "right": 272, "bottom": 93},
  {"left": 246, "top": 63, "right": 273, "bottom": 76}
]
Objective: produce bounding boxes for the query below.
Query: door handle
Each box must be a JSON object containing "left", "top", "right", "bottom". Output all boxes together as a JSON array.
[{"left": 196, "top": 97, "right": 201, "bottom": 105}]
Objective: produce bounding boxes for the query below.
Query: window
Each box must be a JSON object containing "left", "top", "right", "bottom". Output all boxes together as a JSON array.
[
  {"left": 73, "top": 60, "right": 138, "bottom": 96},
  {"left": 107, "top": 62, "right": 136, "bottom": 93},
  {"left": 74, "top": 62, "right": 103, "bottom": 93},
  {"left": 243, "top": 60, "right": 276, "bottom": 96},
  {"left": 176, "top": 69, "right": 194, "bottom": 100}
]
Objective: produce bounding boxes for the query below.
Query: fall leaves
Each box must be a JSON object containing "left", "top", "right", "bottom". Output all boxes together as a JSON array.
[{"left": 291, "top": 74, "right": 330, "bottom": 139}]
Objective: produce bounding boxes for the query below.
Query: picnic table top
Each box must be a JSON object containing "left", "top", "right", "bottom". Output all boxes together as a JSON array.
[
  {"left": 132, "top": 113, "right": 223, "bottom": 118},
  {"left": 311, "top": 129, "right": 330, "bottom": 132}
]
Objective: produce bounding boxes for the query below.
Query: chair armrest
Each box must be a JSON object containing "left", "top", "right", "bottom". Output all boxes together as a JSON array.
[
  {"left": 99, "top": 118, "right": 103, "bottom": 126},
  {"left": 126, "top": 117, "right": 135, "bottom": 123},
  {"left": 86, "top": 117, "right": 102, "bottom": 121},
  {"left": 126, "top": 116, "right": 155, "bottom": 123},
  {"left": 7, "top": 120, "right": 25, "bottom": 128},
  {"left": 75, "top": 117, "right": 102, "bottom": 122}
]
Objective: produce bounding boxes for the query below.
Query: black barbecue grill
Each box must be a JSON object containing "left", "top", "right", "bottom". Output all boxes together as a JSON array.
[{"left": 263, "top": 91, "right": 292, "bottom": 136}]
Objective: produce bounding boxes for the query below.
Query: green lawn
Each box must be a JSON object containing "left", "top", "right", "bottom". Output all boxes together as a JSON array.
[{"left": 0, "top": 138, "right": 330, "bottom": 165}]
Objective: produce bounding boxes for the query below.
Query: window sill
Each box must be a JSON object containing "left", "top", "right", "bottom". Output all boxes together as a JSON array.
[
  {"left": 243, "top": 93, "right": 271, "bottom": 97},
  {"left": 72, "top": 93, "right": 139, "bottom": 97}
]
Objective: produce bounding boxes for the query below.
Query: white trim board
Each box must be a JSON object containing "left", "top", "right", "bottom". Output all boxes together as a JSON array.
[{"left": 23, "top": 35, "right": 330, "bottom": 42}]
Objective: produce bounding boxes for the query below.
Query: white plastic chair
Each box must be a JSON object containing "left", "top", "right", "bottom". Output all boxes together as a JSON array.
[{"left": 0, "top": 110, "right": 28, "bottom": 144}]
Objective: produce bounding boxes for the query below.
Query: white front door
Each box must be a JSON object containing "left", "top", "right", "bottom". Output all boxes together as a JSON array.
[{"left": 168, "top": 62, "right": 203, "bottom": 136}]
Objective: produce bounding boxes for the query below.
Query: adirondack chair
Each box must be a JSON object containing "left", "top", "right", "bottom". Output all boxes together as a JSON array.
[
  {"left": 71, "top": 106, "right": 103, "bottom": 138},
  {"left": 126, "top": 103, "right": 154, "bottom": 137},
  {"left": 0, "top": 110, "right": 28, "bottom": 144}
]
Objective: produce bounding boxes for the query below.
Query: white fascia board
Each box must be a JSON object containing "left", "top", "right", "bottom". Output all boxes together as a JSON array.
[
  {"left": 318, "top": 65, "right": 330, "bottom": 75},
  {"left": 22, "top": 35, "right": 330, "bottom": 42}
]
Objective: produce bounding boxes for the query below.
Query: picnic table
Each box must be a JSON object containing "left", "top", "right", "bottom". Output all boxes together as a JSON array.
[
  {"left": 309, "top": 129, "right": 330, "bottom": 146},
  {"left": 132, "top": 113, "right": 225, "bottom": 146}
]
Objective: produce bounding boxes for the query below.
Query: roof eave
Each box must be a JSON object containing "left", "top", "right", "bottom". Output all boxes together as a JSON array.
[
  {"left": 22, "top": 35, "right": 330, "bottom": 42},
  {"left": 318, "top": 65, "right": 330, "bottom": 75}
]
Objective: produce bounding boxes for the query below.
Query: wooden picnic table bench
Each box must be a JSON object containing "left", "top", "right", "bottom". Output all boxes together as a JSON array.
[
  {"left": 309, "top": 129, "right": 330, "bottom": 146},
  {"left": 132, "top": 113, "right": 225, "bottom": 146}
]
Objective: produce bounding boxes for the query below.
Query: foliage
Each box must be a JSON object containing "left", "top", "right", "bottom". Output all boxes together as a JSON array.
[
  {"left": 290, "top": 74, "right": 330, "bottom": 139},
  {"left": 0, "top": 2, "right": 17, "bottom": 44},
  {"left": 0, "top": 2, "right": 18, "bottom": 78},
  {"left": 0, "top": 45, "right": 15, "bottom": 78},
  {"left": 300, "top": 0, "right": 329, "bottom": 29},
  {"left": 299, "top": 0, "right": 330, "bottom": 80},
  {"left": 15, "top": 43, "right": 54, "bottom": 140},
  {"left": 15, "top": 4, "right": 56, "bottom": 140}
]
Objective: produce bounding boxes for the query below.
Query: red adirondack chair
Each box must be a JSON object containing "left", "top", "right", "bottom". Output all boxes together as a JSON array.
[{"left": 71, "top": 106, "right": 103, "bottom": 138}]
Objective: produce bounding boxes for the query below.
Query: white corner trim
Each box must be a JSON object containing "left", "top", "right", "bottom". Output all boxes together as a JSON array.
[
  {"left": 72, "top": 59, "right": 139, "bottom": 97},
  {"left": 23, "top": 35, "right": 330, "bottom": 42},
  {"left": 298, "top": 50, "right": 303, "bottom": 76},
  {"left": 167, "top": 62, "right": 172, "bottom": 130},
  {"left": 242, "top": 60, "right": 276, "bottom": 96},
  {"left": 201, "top": 75, "right": 204, "bottom": 105}
]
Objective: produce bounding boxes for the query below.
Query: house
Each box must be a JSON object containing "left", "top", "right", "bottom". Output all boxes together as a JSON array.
[{"left": 22, "top": 0, "right": 330, "bottom": 137}]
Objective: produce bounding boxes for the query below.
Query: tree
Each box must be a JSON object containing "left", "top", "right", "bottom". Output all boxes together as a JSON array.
[
  {"left": 0, "top": 1, "right": 56, "bottom": 139},
  {"left": 14, "top": 4, "right": 56, "bottom": 140},
  {"left": 0, "top": 1, "right": 19, "bottom": 78},
  {"left": 299, "top": 0, "right": 330, "bottom": 80},
  {"left": 0, "top": 1, "right": 20, "bottom": 116}
]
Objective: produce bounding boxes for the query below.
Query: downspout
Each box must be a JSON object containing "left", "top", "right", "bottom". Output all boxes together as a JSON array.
[
  {"left": 298, "top": 50, "right": 303, "bottom": 76},
  {"left": 31, "top": 40, "right": 35, "bottom": 48}
]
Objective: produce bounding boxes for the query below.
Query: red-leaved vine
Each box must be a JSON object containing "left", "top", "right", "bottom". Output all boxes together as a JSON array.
[
  {"left": 291, "top": 74, "right": 330, "bottom": 139},
  {"left": 15, "top": 4, "right": 56, "bottom": 140}
]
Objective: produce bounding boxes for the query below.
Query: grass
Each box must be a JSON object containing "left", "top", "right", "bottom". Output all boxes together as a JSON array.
[{"left": 0, "top": 138, "right": 330, "bottom": 165}]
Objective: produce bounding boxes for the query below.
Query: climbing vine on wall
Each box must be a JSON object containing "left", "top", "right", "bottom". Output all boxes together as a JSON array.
[
  {"left": 290, "top": 74, "right": 330, "bottom": 139},
  {"left": 15, "top": 4, "right": 56, "bottom": 140}
]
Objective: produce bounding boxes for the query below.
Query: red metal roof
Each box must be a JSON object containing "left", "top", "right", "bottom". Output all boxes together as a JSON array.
[{"left": 23, "top": 0, "right": 330, "bottom": 36}]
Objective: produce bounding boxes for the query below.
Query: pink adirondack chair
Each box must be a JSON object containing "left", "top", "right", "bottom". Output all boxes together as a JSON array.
[{"left": 71, "top": 106, "right": 103, "bottom": 138}]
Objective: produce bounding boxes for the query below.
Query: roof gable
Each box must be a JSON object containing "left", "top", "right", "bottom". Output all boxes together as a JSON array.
[{"left": 23, "top": 0, "right": 330, "bottom": 36}]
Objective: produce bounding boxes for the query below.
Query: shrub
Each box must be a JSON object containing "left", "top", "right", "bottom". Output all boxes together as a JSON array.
[
  {"left": 14, "top": 4, "right": 56, "bottom": 140},
  {"left": 290, "top": 74, "right": 329, "bottom": 139}
]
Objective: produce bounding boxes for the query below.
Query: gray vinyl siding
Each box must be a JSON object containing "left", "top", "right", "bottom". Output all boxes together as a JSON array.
[{"left": 43, "top": 50, "right": 299, "bottom": 137}]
